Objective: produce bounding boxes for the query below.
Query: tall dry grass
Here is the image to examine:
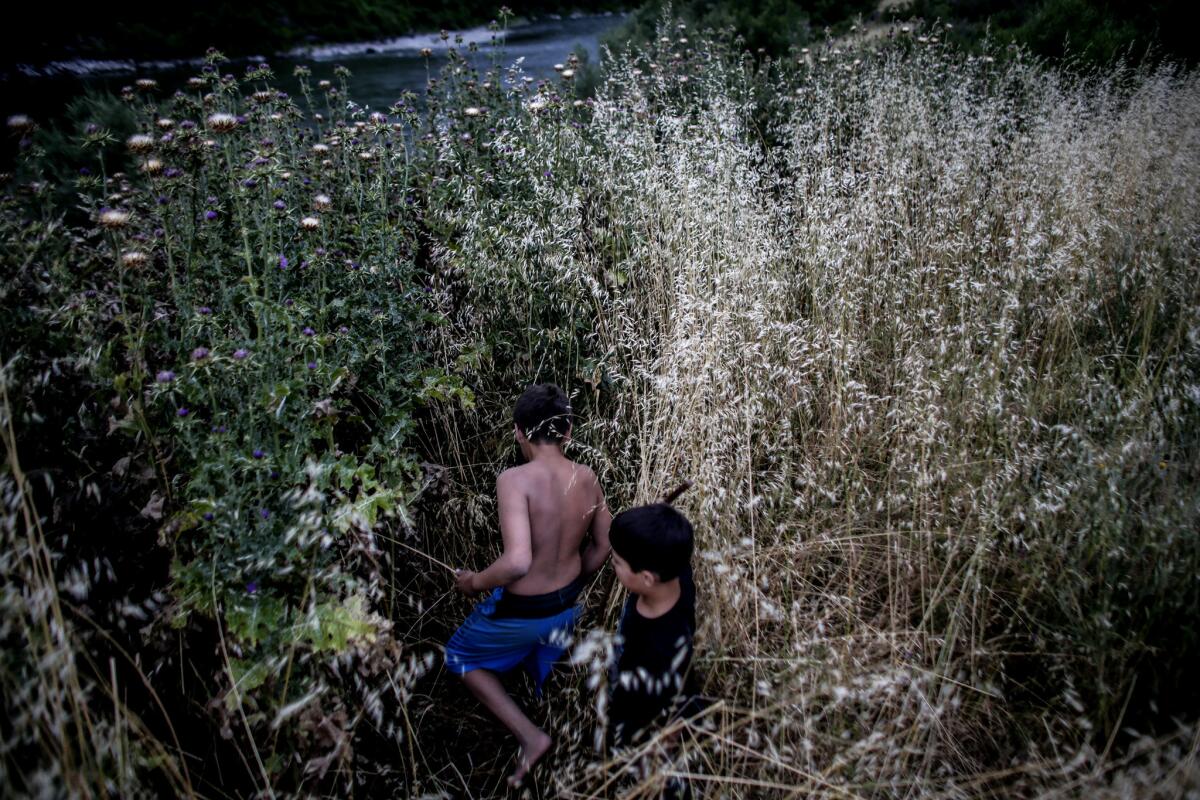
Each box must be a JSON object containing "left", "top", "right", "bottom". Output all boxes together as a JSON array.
[
  {"left": 422, "top": 22, "right": 1200, "bottom": 798},
  {"left": 3, "top": 17, "right": 1198, "bottom": 798}
]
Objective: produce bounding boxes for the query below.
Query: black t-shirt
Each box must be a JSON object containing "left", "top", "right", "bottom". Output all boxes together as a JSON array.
[{"left": 608, "top": 565, "right": 697, "bottom": 747}]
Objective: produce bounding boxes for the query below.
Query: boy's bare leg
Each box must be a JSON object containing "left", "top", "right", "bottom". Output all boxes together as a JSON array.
[{"left": 461, "top": 669, "right": 552, "bottom": 785}]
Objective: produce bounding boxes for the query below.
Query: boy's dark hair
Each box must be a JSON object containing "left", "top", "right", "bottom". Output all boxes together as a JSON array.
[
  {"left": 610, "top": 503, "right": 694, "bottom": 581},
  {"left": 513, "top": 383, "right": 572, "bottom": 444}
]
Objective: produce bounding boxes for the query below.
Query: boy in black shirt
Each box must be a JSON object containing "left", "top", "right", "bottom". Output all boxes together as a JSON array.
[{"left": 607, "top": 503, "right": 699, "bottom": 748}]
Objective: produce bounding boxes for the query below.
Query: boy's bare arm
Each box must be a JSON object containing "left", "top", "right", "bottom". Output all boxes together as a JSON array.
[
  {"left": 581, "top": 475, "right": 612, "bottom": 576},
  {"left": 456, "top": 470, "right": 533, "bottom": 594}
]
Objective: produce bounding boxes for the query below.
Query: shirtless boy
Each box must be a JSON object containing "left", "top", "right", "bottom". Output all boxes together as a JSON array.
[{"left": 445, "top": 383, "right": 612, "bottom": 785}]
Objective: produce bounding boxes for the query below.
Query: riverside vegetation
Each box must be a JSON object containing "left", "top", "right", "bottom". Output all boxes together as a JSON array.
[{"left": 2, "top": 14, "right": 1199, "bottom": 798}]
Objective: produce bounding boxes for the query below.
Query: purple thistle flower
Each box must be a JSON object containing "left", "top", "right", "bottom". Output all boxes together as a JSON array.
[
  {"left": 205, "top": 210, "right": 218, "bottom": 221},
  {"left": 198, "top": 305, "right": 212, "bottom": 315},
  {"left": 203, "top": 512, "right": 215, "bottom": 521},
  {"left": 246, "top": 580, "right": 258, "bottom": 593},
  {"left": 284, "top": 298, "right": 294, "bottom": 307},
  {"left": 157, "top": 195, "right": 169, "bottom": 206},
  {"left": 307, "top": 361, "right": 317, "bottom": 370},
  {"left": 269, "top": 470, "right": 280, "bottom": 479},
  {"left": 242, "top": 178, "right": 257, "bottom": 189},
  {"left": 302, "top": 326, "right": 315, "bottom": 336},
  {"left": 233, "top": 348, "right": 249, "bottom": 360},
  {"left": 279, "top": 254, "right": 289, "bottom": 270},
  {"left": 165, "top": 167, "right": 182, "bottom": 178},
  {"left": 338, "top": 325, "right": 349, "bottom": 334},
  {"left": 259, "top": 508, "right": 270, "bottom": 520},
  {"left": 180, "top": 120, "right": 196, "bottom": 130},
  {"left": 273, "top": 199, "right": 286, "bottom": 210},
  {"left": 156, "top": 370, "right": 175, "bottom": 383},
  {"left": 205, "top": 195, "right": 217, "bottom": 204},
  {"left": 191, "top": 346, "right": 210, "bottom": 360},
  {"left": 177, "top": 407, "right": 190, "bottom": 417},
  {"left": 252, "top": 448, "right": 265, "bottom": 459},
  {"left": 79, "top": 167, "right": 91, "bottom": 176}
]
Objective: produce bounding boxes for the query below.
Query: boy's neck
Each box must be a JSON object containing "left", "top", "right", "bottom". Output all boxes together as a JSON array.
[
  {"left": 635, "top": 577, "right": 681, "bottom": 619},
  {"left": 525, "top": 441, "right": 566, "bottom": 463}
]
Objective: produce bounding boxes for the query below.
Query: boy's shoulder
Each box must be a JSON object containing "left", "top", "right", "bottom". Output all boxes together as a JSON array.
[
  {"left": 567, "top": 460, "right": 599, "bottom": 486},
  {"left": 498, "top": 463, "right": 531, "bottom": 481},
  {"left": 499, "top": 460, "right": 599, "bottom": 485}
]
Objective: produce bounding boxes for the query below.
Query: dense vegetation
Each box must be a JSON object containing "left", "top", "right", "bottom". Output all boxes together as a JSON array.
[
  {"left": 3, "top": 12, "right": 1199, "bottom": 798},
  {"left": 612, "top": 0, "right": 1197, "bottom": 66},
  {"left": 614, "top": 0, "right": 879, "bottom": 56},
  {"left": 896, "top": 0, "right": 1197, "bottom": 66}
]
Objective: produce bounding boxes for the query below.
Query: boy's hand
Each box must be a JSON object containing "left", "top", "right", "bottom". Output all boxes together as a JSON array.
[{"left": 454, "top": 569, "right": 479, "bottom": 596}]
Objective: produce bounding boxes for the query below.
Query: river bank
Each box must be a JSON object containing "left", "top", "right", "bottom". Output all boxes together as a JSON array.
[{"left": 1, "top": 13, "right": 626, "bottom": 125}]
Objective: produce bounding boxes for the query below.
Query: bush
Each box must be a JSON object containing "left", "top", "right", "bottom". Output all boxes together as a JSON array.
[{"left": 1, "top": 53, "right": 467, "bottom": 794}]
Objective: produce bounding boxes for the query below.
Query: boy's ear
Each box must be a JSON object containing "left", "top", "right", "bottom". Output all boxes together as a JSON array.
[{"left": 635, "top": 569, "right": 659, "bottom": 589}]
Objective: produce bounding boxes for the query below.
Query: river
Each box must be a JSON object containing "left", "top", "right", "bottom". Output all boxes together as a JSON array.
[{"left": 1, "top": 13, "right": 628, "bottom": 124}]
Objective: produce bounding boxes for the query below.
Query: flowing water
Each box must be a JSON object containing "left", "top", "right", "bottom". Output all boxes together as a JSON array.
[{"left": 1, "top": 13, "right": 628, "bottom": 124}]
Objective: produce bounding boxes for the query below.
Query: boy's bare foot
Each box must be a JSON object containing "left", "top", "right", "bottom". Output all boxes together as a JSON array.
[{"left": 507, "top": 730, "right": 552, "bottom": 787}]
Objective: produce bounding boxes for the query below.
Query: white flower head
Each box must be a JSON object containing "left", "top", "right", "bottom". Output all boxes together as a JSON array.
[
  {"left": 99, "top": 209, "right": 131, "bottom": 229},
  {"left": 127, "top": 134, "right": 155, "bottom": 153},
  {"left": 206, "top": 112, "right": 238, "bottom": 132},
  {"left": 121, "top": 250, "right": 149, "bottom": 267}
]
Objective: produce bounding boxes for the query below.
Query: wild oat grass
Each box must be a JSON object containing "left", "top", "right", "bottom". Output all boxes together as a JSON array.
[
  {"left": 2, "top": 17, "right": 1198, "bottom": 799},
  {"left": 424, "top": 22, "right": 1200, "bottom": 798}
]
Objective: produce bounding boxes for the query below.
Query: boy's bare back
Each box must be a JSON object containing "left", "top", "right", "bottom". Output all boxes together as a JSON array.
[{"left": 499, "top": 455, "right": 604, "bottom": 596}]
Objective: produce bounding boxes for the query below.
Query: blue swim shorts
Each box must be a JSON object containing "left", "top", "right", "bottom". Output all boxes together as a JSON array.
[{"left": 444, "top": 578, "right": 584, "bottom": 691}]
